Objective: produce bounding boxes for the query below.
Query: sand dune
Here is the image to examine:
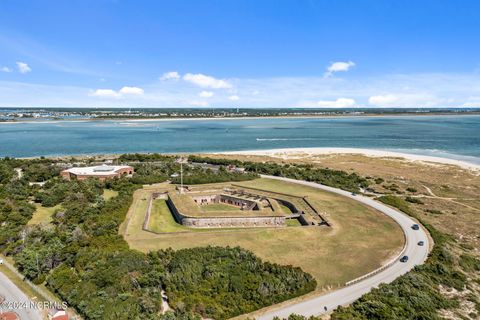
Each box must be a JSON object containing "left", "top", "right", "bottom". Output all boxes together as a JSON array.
[{"left": 220, "top": 147, "right": 480, "bottom": 172}]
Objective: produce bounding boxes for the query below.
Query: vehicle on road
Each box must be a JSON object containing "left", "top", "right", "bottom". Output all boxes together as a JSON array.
[
  {"left": 411, "top": 224, "right": 420, "bottom": 230},
  {"left": 0, "top": 258, "right": 3, "bottom": 265},
  {"left": 351, "top": 192, "right": 357, "bottom": 196},
  {"left": 418, "top": 241, "right": 424, "bottom": 246},
  {"left": 400, "top": 255, "right": 409, "bottom": 263}
]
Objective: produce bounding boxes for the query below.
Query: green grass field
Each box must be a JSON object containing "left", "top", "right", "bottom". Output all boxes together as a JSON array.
[
  {"left": 103, "top": 189, "right": 119, "bottom": 201},
  {"left": 286, "top": 218, "right": 302, "bottom": 227},
  {"left": 28, "top": 204, "right": 61, "bottom": 225},
  {"left": 277, "top": 201, "right": 293, "bottom": 214},
  {"left": 200, "top": 203, "right": 241, "bottom": 212},
  {"left": 147, "top": 199, "right": 189, "bottom": 233},
  {"left": 122, "top": 178, "right": 404, "bottom": 289}
]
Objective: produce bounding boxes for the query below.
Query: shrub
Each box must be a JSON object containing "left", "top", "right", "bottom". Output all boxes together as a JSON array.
[
  {"left": 405, "top": 196, "right": 424, "bottom": 204},
  {"left": 426, "top": 209, "right": 444, "bottom": 215},
  {"left": 459, "top": 254, "right": 480, "bottom": 272}
]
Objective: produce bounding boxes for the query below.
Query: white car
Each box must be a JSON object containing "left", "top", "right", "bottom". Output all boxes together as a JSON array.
[{"left": 0, "top": 259, "right": 3, "bottom": 265}]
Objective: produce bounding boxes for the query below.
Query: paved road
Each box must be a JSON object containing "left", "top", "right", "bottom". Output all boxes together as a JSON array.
[
  {"left": 257, "top": 175, "right": 430, "bottom": 320},
  {"left": 0, "top": 271, "right": 42, "bottom": 320}
]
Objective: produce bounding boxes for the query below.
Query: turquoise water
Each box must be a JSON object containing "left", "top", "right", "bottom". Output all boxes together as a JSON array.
[{"left": 1, "top": 115, "right": 479, "bottom": 163}]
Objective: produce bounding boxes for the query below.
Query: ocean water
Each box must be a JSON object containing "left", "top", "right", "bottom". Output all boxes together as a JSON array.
[{"left": 1, "top": 115, "right": 479, "bottom": 163}]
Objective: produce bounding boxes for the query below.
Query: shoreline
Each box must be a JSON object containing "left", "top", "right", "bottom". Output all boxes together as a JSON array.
[
  {"left": 218, "top": 147, "right": 480, "bottom": 172},
  {"left": 11, "top": 148, "right": 480, "bottom": 172},
  {"left": 1, "top": 112, "right": 479, "bottom": 125}
]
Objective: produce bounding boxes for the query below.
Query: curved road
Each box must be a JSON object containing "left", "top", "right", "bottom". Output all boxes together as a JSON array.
[{"left": 257, "top": 175, "right": 430, "bottom": 320}]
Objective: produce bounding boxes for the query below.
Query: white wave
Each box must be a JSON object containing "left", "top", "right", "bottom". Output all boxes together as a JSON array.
[{"left": 256, "top": 138, "right": 315, "bottom": 141}]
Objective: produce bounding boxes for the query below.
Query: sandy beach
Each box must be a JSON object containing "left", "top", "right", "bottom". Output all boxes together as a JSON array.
[{"left": 220, "top": 147, "right": 480, "bottom": 172}]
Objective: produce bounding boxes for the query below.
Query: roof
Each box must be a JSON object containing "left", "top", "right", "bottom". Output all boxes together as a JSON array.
[
  {"left": 49, "top": 309, "right": 68, "bottom": 320},
  {"left": 62, "top": 164, "right": 132, "bottom": 176},
  {"left": 0, "top": 312, "right": 19, "bottom": 320}
]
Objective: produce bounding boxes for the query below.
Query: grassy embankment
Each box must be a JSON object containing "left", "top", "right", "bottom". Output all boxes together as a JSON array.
[{"left": 123, "top": 178, "right": 404, "bottom": 289}]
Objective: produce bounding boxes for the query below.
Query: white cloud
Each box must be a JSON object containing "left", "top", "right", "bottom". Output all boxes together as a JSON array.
[
  {"left": 89, "top": 86, "right": 144, "bottom": 98},
  {"left": 90, "top": 89, "right": 121, "bottom": 98},
  {"left": 1, "top": 66, "right": 12, "bottom": 73},
  {"left": 183, "top": 73, "right": 232, "bottom": 89},
  {"left": 317, "top": 98, "right": 356, "bottom": 108},
  {"left": 228, "top": 95, "right": 240, "bottom": 101},
  {"left": 188, "top": 100, "right": 209, "bottom": 107},
  {"left": 368, "top": 94, "right": 399, "bottom": 106},
  {"left": 368, "top": 94, "right": 441, "bottom": 107},
  {"left": 16, "top": 61, "right": 31, "bottom": 74},
  {"left": 119, "top": 86, "right": 144, "bottom": 95},
  {"left": 90, "top": 89, "right": 120, "bottom": 98},
  {"left": 3, "top": 71, "right": 480, "bottom": 108},
  {"left": 461, "top": 96, "right": 480, "bottom": 107},
  {"left": 325, "top": 61, "right": 355, "bottom": 77},
  {"left": 299, "top": 98, "right": 356, "bottom": 108},
  {"left": 160, "top": 71, "right": 180, "bottom": 81},
  {"left": 199, "top": 91, "right": 214, "bottom": 98}
]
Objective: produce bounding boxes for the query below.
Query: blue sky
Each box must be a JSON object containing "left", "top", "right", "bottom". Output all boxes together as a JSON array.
[{"left": 1, "top": 0, "right": 480, "bottom": 108}]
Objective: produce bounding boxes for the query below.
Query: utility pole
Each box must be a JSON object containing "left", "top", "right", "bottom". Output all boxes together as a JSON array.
[{"left": 177, "top": 157, "right": 186, "bottom": 194}]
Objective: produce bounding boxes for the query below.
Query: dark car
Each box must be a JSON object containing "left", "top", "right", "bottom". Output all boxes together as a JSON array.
[
  {"left": 411, "top": 224, "right": 420, "bottom": 230},
  {"left": 418, "top": 241, "right": 425, "bottom": 246},
  {"left": 400, "top": 255, "right": 409, "bottom": 263}
]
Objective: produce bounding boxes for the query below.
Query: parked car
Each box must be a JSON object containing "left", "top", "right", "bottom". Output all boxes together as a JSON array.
[
  {"left": 0, "top": 258, "right": 3, "bottom": 265},
  {"left": 411, "top": 224, "right": 420, "bottom": 230},
  {"left": 418, "top": 241, "right": 425, "bottom": 246},
  {"left": 400, "top": 255, "right": 409, "bottom": 263}
]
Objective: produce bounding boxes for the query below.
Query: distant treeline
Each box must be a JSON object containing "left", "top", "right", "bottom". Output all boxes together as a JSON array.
[
  {"left": 117, "top": 153, "right": 259, "bottom": 185},
  {"left": 188, "top": 155, "right": 368, "bottom": 192},
  {"left": 5, "top": 107, "right": 480, "bottom": 119}
]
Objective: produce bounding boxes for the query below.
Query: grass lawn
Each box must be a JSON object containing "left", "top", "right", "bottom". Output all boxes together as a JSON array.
[
  {"left": 201, "top": 203, "right": 241, "bottom": 212},
  {"left": 123, "top": 178, "right": 404, "bottom": 289},
  {"left": 148, "top": 199, "right": 188, "bottom": 233},
  {"left": 28, "top": 204, "right": 61, "bottom": 225},
  {"left": 278, "top": 201, "right": 293, "bottom": 214},
  {"left": 103, "top": 189, "right": 119, "bottom": 201},
  {"left": 286, "top": 218, "right": 302, "bottom": 227}
]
